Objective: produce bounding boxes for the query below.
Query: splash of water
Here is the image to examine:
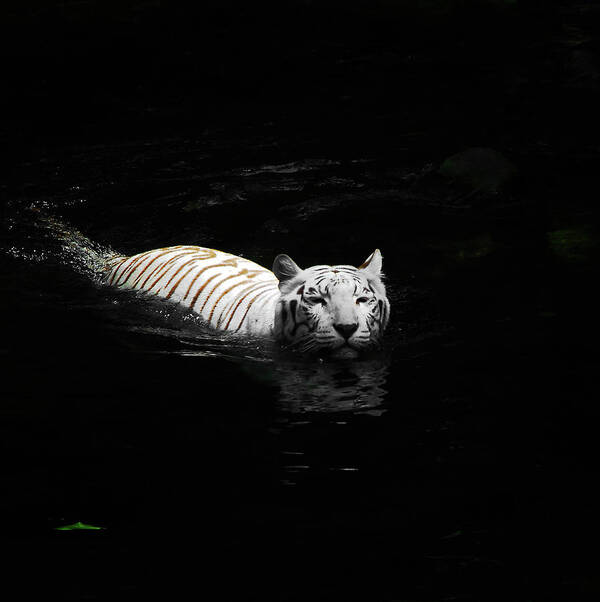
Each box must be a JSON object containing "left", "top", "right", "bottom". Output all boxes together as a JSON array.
[
  {"left": 3, "top": 210, "right": 117, "bottom": 283},
  {"left": 35, "top": 214, "right": 117, "bottom": 283}
]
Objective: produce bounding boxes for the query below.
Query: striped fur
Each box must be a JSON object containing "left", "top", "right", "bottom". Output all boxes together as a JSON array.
[
  {"left": 104, "top": 245, "right": 390, "bottom": 353},
  {"left": 104, "top": 246, "right": 279, "bottom": 336}
]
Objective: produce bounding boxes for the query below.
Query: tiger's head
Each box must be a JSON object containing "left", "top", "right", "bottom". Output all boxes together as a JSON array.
[{"left": 272, "top": 250, "right": 390, "bottom": 357}]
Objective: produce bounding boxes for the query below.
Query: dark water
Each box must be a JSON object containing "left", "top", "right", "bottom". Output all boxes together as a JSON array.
[{"left": 3, "top": 2, "right": 600, "bottom": 601}]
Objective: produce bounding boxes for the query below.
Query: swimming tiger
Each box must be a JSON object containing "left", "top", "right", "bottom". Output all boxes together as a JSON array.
[{"left": 104, "top": 245, "right": 390, "bottom": 355}]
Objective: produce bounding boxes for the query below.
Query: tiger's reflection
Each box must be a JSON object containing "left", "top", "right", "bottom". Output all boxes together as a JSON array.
[
  {"left": 271, "top": 355, "right": 390, "bottom": 413},
  {"left": 179, "top": 340, "right": 390, "bottom": 414}
]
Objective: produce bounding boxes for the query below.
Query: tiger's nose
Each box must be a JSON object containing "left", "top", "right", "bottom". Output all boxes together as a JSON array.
[{"left": 334, "top": 323, "right": 359, "bottom": 339}]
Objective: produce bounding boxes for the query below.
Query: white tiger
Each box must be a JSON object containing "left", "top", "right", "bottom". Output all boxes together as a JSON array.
[{"left": 104, "top": 245, "right": 390, "bottom": 355}]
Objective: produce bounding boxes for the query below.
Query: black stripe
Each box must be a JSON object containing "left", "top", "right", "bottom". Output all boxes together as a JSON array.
[
  {"left": 334, "top": 267, "right": 358, "bottom": 274},
  {"left": 288, "top": 299, "right": 309, "bottom": 335}
]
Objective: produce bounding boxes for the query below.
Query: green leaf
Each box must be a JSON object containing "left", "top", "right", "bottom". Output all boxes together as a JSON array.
[
  {"left": 440, "top": 529, "right": 463, "bottom": 539},
  {"left": 54, "top": 521, "right": 104, "bottom": 531},
  {"left": 547, "top": 227, "right": 597, "bottom": 263}
]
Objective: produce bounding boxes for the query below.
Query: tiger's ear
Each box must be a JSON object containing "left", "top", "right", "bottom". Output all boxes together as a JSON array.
[
  {"left": 273, "top": 254, "right": 302, "bottom": 284},
  {"left": 358, "top": 249, "right": 383, "bottom": 278}
]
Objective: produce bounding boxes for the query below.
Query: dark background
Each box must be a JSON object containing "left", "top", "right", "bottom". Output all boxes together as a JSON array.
[{"left": 2, "top": 1, "right": 600, "bottom": 600}]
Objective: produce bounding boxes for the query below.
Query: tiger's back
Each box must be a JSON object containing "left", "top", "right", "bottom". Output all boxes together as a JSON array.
[{"left": 104, "top": 245, "right": 279, "bottom": 335}]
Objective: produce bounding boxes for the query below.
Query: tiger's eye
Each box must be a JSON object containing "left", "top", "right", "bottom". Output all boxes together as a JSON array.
[{"left": 356, "top": 297, "right": 369, "bottom": 304}]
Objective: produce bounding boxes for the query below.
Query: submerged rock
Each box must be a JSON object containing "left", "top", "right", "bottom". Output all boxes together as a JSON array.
[{"left": 439, "top": 147, "right": 518, "bottom": 193}]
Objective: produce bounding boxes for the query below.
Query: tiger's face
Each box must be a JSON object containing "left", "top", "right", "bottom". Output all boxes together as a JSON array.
[{"left": 272, "top": 250, "right": 390, "bottom": 357}]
